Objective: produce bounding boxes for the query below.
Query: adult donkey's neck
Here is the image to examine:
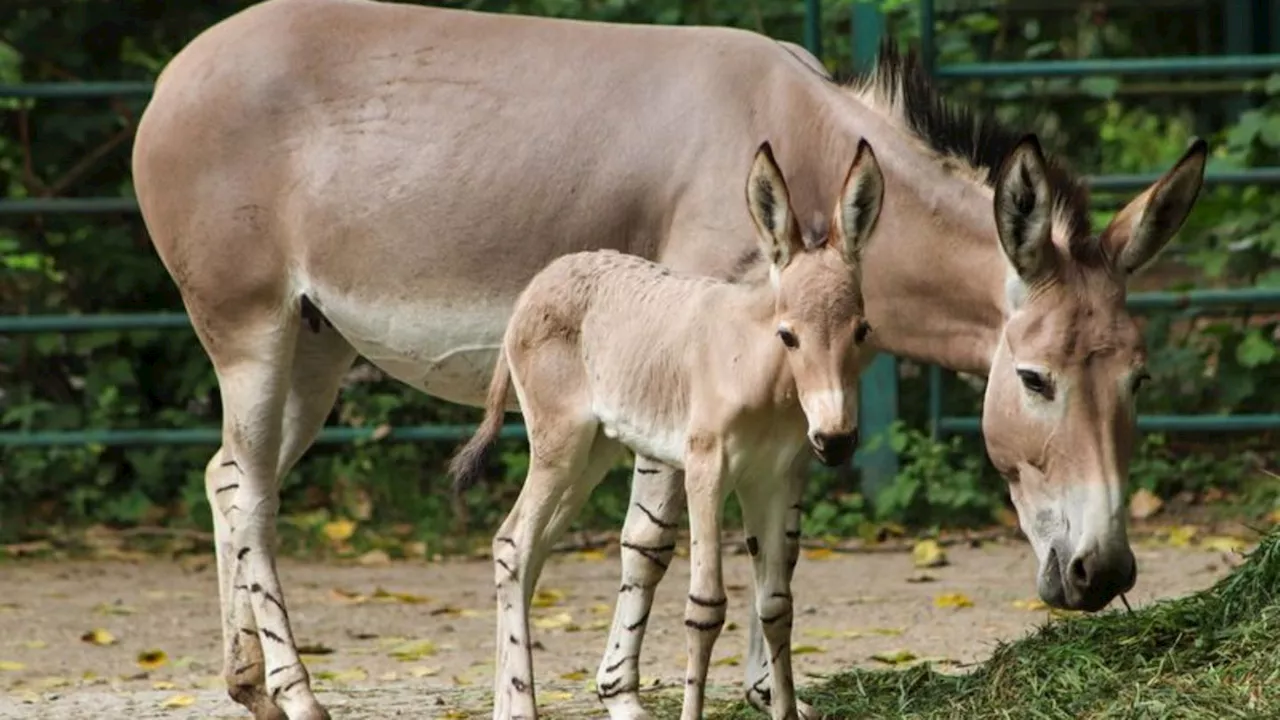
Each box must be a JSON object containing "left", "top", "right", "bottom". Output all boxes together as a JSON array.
[{"left": 771, "top": 47, "right": 1088, "bottom": 377}]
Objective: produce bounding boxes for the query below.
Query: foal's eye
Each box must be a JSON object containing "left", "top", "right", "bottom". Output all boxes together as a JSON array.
[
  {"left": 854, "top": 320, "right": 872, "bottom": 344},
  {"left": 777, "top": 328, "right": 799, "bottom": 350},
  {"left": 1132, "top": 371, "right": 1151, "bottom": 393},
  {"left": 1016, "top": 368, "right": 1053, "bottom": 399}
]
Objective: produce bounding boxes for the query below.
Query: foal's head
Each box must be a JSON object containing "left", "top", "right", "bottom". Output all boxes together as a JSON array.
[
  {"left": 984, "top": 135, "right": 1207, "bottom": 612},
  {"left": 745, "top": 139, "right": 884, "bottom": 468}
]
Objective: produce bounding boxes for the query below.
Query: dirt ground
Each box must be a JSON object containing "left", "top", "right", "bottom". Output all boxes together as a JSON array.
[{"left": 0, "top": 536, "right": 1241, "bottom": 719}]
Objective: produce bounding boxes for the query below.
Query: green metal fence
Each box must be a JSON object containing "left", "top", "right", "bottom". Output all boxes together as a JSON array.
[{"left": 2, "top": 1, "right": 1278, "bottom": 492}]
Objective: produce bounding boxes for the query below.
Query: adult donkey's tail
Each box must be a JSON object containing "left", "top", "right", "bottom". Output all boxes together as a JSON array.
[{"left": 449, "top": 352, "right": 512, "bottom": 494}]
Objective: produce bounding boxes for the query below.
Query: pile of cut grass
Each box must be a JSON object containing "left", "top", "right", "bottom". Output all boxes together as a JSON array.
[{"left": 713, "top": 530, "right": 1280, "bottom": 719}]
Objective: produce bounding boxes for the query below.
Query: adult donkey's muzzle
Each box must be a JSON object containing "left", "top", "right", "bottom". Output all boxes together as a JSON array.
[
  {"left": 810, "top": 430, "right": 857, "bottom": 467},
  {"left": 1040, "top": 540, "right": 1137, "bottom": 612}
]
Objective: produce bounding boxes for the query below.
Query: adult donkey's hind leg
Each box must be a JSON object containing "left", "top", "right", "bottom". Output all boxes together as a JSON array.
[
  {"left": 597, "top": 457, "right": 686, "bottom": 720},
  {"left": 202, "top": 301, "right": 355, "bottom": 720}
]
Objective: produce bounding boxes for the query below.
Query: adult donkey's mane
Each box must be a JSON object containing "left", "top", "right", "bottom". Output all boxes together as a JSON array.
[{"left": 852, "top": 40, "right": 1092, "bottom": 244}]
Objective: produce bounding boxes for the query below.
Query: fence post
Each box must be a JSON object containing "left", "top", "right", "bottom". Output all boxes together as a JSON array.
[
  {"left": 803, "top": 0, "right": 822, "bottom": 58},
  {"left": 850, "top": 1, "right": 900, "bottom": 503}
]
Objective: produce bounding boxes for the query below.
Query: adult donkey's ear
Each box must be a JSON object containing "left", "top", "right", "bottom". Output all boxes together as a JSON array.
[
  {"left": 746, "top": 141, "right": 803, "bottom": 271},
  {"left": 832, "top": 138, "right": 885, "bottom": 268},
  {"left": 1100, "top": 138, "right": 1207, "bottom": 278},
  {"left": 994, "top": 134, "right": 1056, "bottom": 288}
]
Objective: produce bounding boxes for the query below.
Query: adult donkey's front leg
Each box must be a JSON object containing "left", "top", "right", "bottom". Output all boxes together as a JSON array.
[
  {"left": 597, "top": 457, "right": 685, "bottom": 720},
  {"left": 743, "top": 463, "right": 818, "bottom": 719}
]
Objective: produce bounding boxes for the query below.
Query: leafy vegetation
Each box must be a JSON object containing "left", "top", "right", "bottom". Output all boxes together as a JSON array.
[
  {"left": 0, "top": 0, "right": 1276, "bottom": 546},
  {"left": 698, "top": 526, "right": 1280, "bottom": 719}
]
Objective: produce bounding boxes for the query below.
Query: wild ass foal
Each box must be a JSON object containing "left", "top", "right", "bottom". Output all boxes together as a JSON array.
[{"left": 450, "top": 140, "right": 885, "bottom": 720}]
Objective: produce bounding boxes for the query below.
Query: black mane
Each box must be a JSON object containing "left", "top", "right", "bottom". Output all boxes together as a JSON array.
[{"left": 861, "top": 40, "right": 1091, "bottom": 241}]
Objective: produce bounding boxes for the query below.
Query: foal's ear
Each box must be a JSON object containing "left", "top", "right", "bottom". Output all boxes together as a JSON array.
[
  {"left": 1100, "top": 138, "right": 1207, "bottom": 278},
  {"left": 994, "top": 134, "right": 1056, "bottom": 287},
  {"left": 746, "top": 141, "right": 803, "bottom": 270},
  {"left": 832, "top": 138, "right": 885, "bottom": 267}
]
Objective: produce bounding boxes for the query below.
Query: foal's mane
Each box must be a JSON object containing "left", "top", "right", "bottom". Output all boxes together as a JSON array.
[{"left": 728, "top": 39, "right": 1094, "bottom": 283}]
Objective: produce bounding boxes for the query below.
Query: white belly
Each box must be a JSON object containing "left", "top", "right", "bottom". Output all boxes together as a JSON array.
[{"left": 308, "top": 285, "right": 511, "bottom": 409}]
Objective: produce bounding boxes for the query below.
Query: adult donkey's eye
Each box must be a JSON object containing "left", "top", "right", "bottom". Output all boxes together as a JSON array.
[
  {"left": 1132, "top": 371, "right": 1152, "bottom": 393},
  {"left": 778, "top": 328, "right": 799, "bottom": 350},
  {"left": 1016, "top": 368, "right": 1053, "bottom": 399}
]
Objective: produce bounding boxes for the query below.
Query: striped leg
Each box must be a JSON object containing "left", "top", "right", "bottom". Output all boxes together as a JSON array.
[
  {"left": 737, "top": 473, "right": 802, "bottom": 720},
  {"left": 743, "top": 467, "right": 817, "bottom": 719},
  {"left": 680, "top": 438, "right": 728, "bottom": 720},
  {"left": 596, "top": 457, "right": 685, "bottom": 720}
]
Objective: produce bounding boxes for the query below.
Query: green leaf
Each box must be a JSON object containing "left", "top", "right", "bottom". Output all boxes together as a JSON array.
[
  {"left": 1266, "top": 73, "right": 1280, "bottom": 95},
  {"left": 1236, "top": 330, "right": 1277, "bottom": 368},
  {"left": 1260, "top": 115, "right": 1280, "bottom": 149},
  {"left": 1079, "top": 76, "right": 1119, "bottom": 99}
]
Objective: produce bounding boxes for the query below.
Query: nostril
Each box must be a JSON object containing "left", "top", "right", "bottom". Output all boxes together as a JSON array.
[{"left": 1068, "top": 555, "right": 1090, "bottom": 588}]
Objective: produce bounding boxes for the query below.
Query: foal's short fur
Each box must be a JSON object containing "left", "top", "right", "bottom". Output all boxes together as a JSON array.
[{"left": 451, "top": 141, "right": 884, "bottom": 720}]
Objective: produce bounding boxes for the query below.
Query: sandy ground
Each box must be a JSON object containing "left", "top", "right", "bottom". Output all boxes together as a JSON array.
[{"left": 0, "top": 537, "right": 1240, "bottom": 719}]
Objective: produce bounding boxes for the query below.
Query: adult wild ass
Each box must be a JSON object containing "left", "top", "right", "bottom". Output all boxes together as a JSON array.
[
  {"left": 450, "top": 140, "right": 884, "bottom": 720},
  {"left": 131, "top": 0, "right": 1207, "bottom": 717}
]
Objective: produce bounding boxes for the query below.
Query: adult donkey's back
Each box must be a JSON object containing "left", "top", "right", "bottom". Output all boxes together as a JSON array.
[{"left": 133, "top": 0, "right": 1207, "bottom": 718}]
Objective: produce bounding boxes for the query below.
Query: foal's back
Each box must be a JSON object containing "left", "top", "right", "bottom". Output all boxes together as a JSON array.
[{"left": 507, "top": 250, "right": 744, "bottom": 464}]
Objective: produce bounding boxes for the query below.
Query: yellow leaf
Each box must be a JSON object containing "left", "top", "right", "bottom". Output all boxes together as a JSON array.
[
  {"left": 409, "top": 666, "right": 440, "bottom": 678},
  {"left": 1165, "top": 525, "right": 1199, "bottom": 548},
  {"left": 372, "top": 587, "right": 430, "bottom": 604},
  {"left": 803, "top": 628, "right": 862, "bottom": 640},
  {"left": 870, "top": 627, "right": 905, "bottom": 636},
  {"left": 559, "top": 669, "right": 590, "bottom": 681},
  {"left": 871, "top": 649, "right": 917, "bottom": 665},
  {"left": 911, "top": 539, "right": 948, "bottom": 568},
  {"left": 538, "top": 690, "right": 574, "bottom": 703},
  {"left": 534, "top": 611, "right": 574, "bottom": 630},
  {"left": 711, "top": 654, "right": 741, "bottom": 667},
  {"left": 388, "top": 640, "right": 437, "bottom": 662},
  {"left": 33, "top": 676, "right": 70, "bottom": 690},
  {"left": 1012, "top": 598, "right": 1048, "bottom": 611},
  {"left": 357, "top": 549, "right": 391, "bottom": 566},
  {"left": 0, "top": 661, "right": 26, "bottom": 671},
  {"left": 160, "top": 694, "right": 196, "bottom": 709},
  {"left": 589, "top": 603, "right": 612, "bottom": 615},
  {"left": 137, "top": 650, "right": 168, "bottom": 670},
  {"left": 431, "top": 605, "right": 482, "bottom": 619},
  {"left": 571, "top": 549, "right": 607, "bottom": 562},
  {"left": 322, "top": 519, "right": 357, "bottom": 542},
  {"left": 802, "top": 547, "right": 835, "bottom": 560},
  {"left": 934, "top": 592, "right": 974, "bottom": 609},
  {"left": 92, "top": 602, "right": 136, "bottom": 616},
  {"left": 152, "top": 681, "right": 177, "bottom": 690},
  {"left": 531, "top": 588, "right": 567, "bottom": 608},
  {"left": 330, "top": 669, "right": 368, "bottom": 683},
  {"left": 21, "top": 640, "right": 46, "bottom": 650},
  {"left": 442, "top": 711, "right": 468, "bottom": 719},
  {"left": 331, "top": 587, "right": 368, "bottom": 604},
  {"left": 81, "top": 629, "right": 117, "bottom": 646},
  {"left": 1201, "top": 535, "right": 1247, "bottom": 553},
  {"left": 792, "top": 644, "right": 825, "bottom": 656}
]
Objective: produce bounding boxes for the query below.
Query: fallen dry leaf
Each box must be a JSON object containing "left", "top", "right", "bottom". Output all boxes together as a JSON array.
[
  {"left": 711, "top": 654, "right": 741, "bottom": 667},
  {"left": 589, "top": 603, "right": 612, "bottom": 615},
  {"left": 21, "top": 640, "right": 47, "bottom": 650},
  {"left": 388, "top": 640, "right": 437, "bottom": 662},
  {"left": 0, "top": 661, "right": 26, "bottom": 671},
  {"left": 802, "top": 547, "right": 836, "bottom": 561},
  {"left": 934, "top": 592, "right": 974, "bottom": 609},
  {"left": 532, "top": 588, "right": 567, "bottom": 608},
  {"left": 570, "top": 549, "right": 607, "bottom": 562},
  {"left": 372, "top": 587, "right": 430, "bottom": 604},
  {"left": 559, "top": 669, "right": 590, "bottom": 681},
  {"left": 911, "top": 539, "right": 948, "bottom": 568},
  {"left": 803, "top": 628, "right": 862, "bottom": 640},
  {"left": 1201, "top": 535, "right": 1248, "bottom": 553},
  {"left": 538, "top": 690, "right": 574, "bottom": 703},
  {"left": 906, "top": 573, "right": 937, "bottom": 583},
  {"left": 137, "top": 650, "right": 168, "bottom": 670},
  {"left": 409, "top": 665, "right": 440, "bottom": 678},
  {"left": 1165, "top": 525, "right": 1199, "bottom": 548},
  {"left": 430, "top": 605, "right": 482, "bottom": 619},
  {"left": 1012, "top": 598, "right": 1048, "bottom": 611},
  {"left": 296, "top": 643, "right": 335, "bottom": 656},
  {"left": 322, "top": 518, "right": 357, "bottom": 543},
  {"left": 92, "top": 602, "right": 136, "bottom": 616},
  {"left": 792, "top": 644, "right": 825, "bottom": 655},
  {"left": 534, "top": 611, "right": 574, "bottom": 630},
  {"left": 81, "top": 629, "right": 117, "bottom": 646},
  {"left": 159, "top": 694, "right": 196, "bottom": 709},
  {"left": 1128, "top": 488, "right": 1163, "bottom": 520},
  {"left": 357, "top": 549, "right": 391, "bottom": 566},
  {"left": 871, "top": 649, "right": 917, "bottom": 665},
  {"left": 152, "top": 681, "right": 177, "bottom": 690}
]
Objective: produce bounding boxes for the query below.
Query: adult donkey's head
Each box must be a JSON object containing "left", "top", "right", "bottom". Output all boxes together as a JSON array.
[
  {"left": 984, "top": 134, "right": 1206, "bottom": 611},
  {"left": 850, "top": 45, "right": 1208, "bottom": 612}
]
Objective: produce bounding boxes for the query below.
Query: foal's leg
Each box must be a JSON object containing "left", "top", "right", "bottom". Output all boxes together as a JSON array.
[
  {"left": 744, "top": 464, "right": 818, "bottom": 719},
  {"left": 493, "top": 431, "right": 621, "bottom": 720},
  {"left": 680, "top": 436, "right": 728, "bottom": 720},
  {"left": 737, "top": 472, "right": 804, "bottom": 720},
  {"left": 597, "top": 457, "right": 685, "bottom": 720},
  {"left": 203, "top": 314, "right": 350, "bottom": 720}
]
